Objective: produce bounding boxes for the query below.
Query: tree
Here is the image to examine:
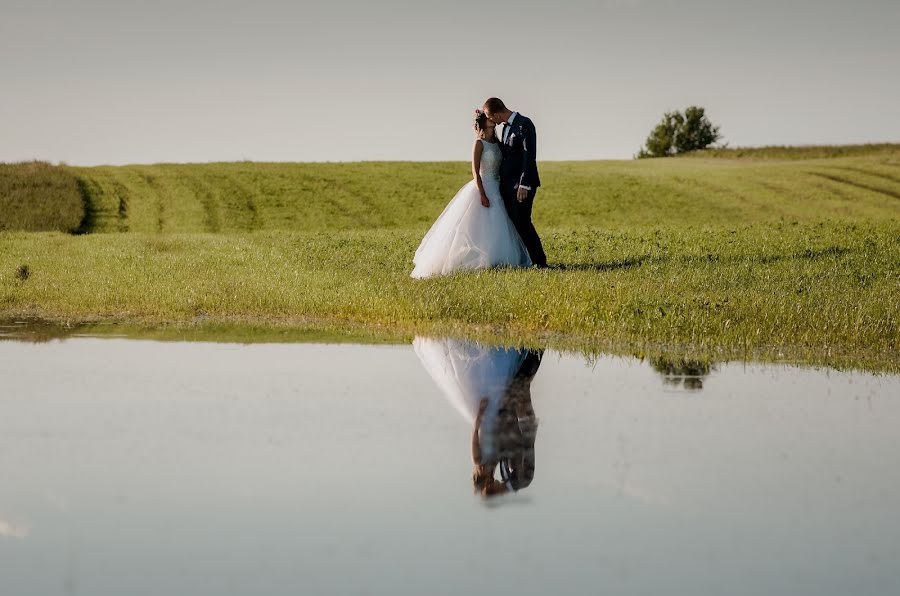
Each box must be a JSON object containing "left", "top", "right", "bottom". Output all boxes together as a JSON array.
[{"left": 637, "top": 106, "right": 721, "bottom": 158}]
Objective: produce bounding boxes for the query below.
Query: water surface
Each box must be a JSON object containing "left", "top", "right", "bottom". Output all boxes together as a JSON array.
[{"left": 1, "top": 334, "right": 898, "bottom": 595}]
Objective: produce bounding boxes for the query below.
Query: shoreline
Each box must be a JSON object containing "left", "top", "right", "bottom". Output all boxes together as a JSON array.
[{"left": 2, "top": 311, "right": 896, "bottom": 374}]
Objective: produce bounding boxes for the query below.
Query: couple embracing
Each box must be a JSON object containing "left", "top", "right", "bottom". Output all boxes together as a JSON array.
[{"left": 411, "top": 97, "right": 548, "bottom": 279}]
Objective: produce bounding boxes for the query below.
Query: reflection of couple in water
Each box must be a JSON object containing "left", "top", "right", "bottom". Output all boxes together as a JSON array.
[{"left": 414, "top": 337, "right": 542, "bottom": 499}]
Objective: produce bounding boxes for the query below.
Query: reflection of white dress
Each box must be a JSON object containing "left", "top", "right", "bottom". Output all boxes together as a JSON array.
[
  {"left": 413, "top": 337, "right": 526, "bottom": 458},
  {"left": 411, "top": 140, "right": 532, "bottom": 279}
]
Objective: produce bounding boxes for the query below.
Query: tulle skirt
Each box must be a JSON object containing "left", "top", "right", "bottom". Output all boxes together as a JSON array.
[
  {"left": 414, "top": 336, "right": 527, "bottom": 461},
  {"left": 413, "top": 336, "right": 527, "bottom": 426},
  {"left": 411, "top": 180, "right": 532, "bottom": 279}
]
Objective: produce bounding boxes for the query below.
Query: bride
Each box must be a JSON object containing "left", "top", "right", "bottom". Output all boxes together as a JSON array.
[{"left": 410, "top": 109, "right": 532, "bottom": 279}]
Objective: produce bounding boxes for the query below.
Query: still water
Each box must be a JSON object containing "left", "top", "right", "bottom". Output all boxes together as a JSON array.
[{"left": 1, "top": 334, "right": 898, "bottom": 596}]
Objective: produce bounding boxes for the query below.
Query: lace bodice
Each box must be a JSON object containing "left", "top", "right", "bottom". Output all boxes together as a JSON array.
[{"left": 479, "top": 140, "right": 502, "bottom": 181}]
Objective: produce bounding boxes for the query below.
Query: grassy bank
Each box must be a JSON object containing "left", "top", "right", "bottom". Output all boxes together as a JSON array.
[
  {"left": 1, "top": 150, "right": 898, "bottom": 370},
  {"left": 2, "top": 222, "right": 897, "bottom": 370}
]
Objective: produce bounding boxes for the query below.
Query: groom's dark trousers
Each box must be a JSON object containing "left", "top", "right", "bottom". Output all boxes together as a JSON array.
[
  {"left": 498, "top": 112, "right": 547, "bottom": 268},
  {"left": 502, "top": 188, "right": 547, "bottom": 268}
]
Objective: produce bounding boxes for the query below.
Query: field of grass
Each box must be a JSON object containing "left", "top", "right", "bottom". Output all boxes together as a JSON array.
[
  {"left": 686, "top": 143, "right": 900, "bottom": 160},
  {"left": 1, "top": 148, "right": 898, "bottom": 371},
  {"left": 58, "top": 151, "right": 900, "bottom": 234},
  {"left": 0, "top": 161, "right": 85, "bottom": 233}
]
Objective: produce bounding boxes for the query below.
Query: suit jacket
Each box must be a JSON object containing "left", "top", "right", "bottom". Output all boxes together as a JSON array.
[
  {"left": 497, "top": 348, "right": 542, "bottom": 491},
  {"left": 499, "top": 113, "right": 541, "bottom": 194}
]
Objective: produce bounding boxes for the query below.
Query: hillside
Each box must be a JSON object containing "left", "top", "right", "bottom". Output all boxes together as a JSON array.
[
  {"left": 0, "top": 161, "right": 85, "bottom": 233},
  {"left": 683, "top": 143, "right": 900, "bottom": 160},
  {"left": 1, "top": 149, "right": 898, "bottom": 235},
  {"left": 67, "top": 153, "right": 900, "bottom": 234}
]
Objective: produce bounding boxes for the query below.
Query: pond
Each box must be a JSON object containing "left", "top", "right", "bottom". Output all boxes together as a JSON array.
[{"left": 1, "top": 327, "right": 898, "bottom": 595}]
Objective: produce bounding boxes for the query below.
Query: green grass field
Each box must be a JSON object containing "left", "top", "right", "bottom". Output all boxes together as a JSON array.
[
  {"left": 686, "top": 142, "right": 900, "bottom": 160},
  {"left": 0, "top": 161, "right": 85, "bottom": 233},
  {"left": 1, "top": 147, "right": 898, "bottom": 370},
  {"left": 59, "top": 148, "right": 900, "bottom": 233}
]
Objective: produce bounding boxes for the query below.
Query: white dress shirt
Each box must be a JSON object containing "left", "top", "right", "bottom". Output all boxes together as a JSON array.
[{"left": 501, "top": 112, "right": 518, "bottom": 143}]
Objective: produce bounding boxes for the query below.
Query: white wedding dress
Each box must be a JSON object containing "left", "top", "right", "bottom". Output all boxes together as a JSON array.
[{"left": 411, "top": 140, "right": 532, "bottom": 279}]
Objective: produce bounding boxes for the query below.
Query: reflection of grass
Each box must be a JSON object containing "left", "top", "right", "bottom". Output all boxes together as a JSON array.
[
  {"left": 650, "top": 357, "right": 712, "bottom": 378},
  {"left": 650, "top": 356, "right": 713, "bottom": 390},
  {"left": 2, "top": 220, "right": 897, "bottom": 371},
  {"left": 0, "top": 318, "right": 406, "bottom": 346}
]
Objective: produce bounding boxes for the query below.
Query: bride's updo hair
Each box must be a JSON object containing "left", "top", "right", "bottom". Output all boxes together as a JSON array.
[{"left": 473, "top": 109, "right": 488, "bottom": 137}]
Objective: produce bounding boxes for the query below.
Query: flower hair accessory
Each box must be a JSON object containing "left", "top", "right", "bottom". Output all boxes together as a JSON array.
[{"left": 472, "top": 108, "right": 488, "bottom": 133}]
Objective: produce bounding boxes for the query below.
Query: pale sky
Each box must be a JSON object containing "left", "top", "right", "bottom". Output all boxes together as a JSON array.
[{"left": 2, "top": 0, "right": 898, "bottom": 165}]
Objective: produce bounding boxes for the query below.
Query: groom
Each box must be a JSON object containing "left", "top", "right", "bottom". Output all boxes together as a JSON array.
[{"left": 482, "top": 97, "right": 547, "bottom": 268}]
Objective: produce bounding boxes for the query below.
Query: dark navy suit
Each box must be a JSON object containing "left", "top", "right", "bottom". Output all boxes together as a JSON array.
[{"left": 498, "top": 113, "right": 547, "bottom": 267}]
